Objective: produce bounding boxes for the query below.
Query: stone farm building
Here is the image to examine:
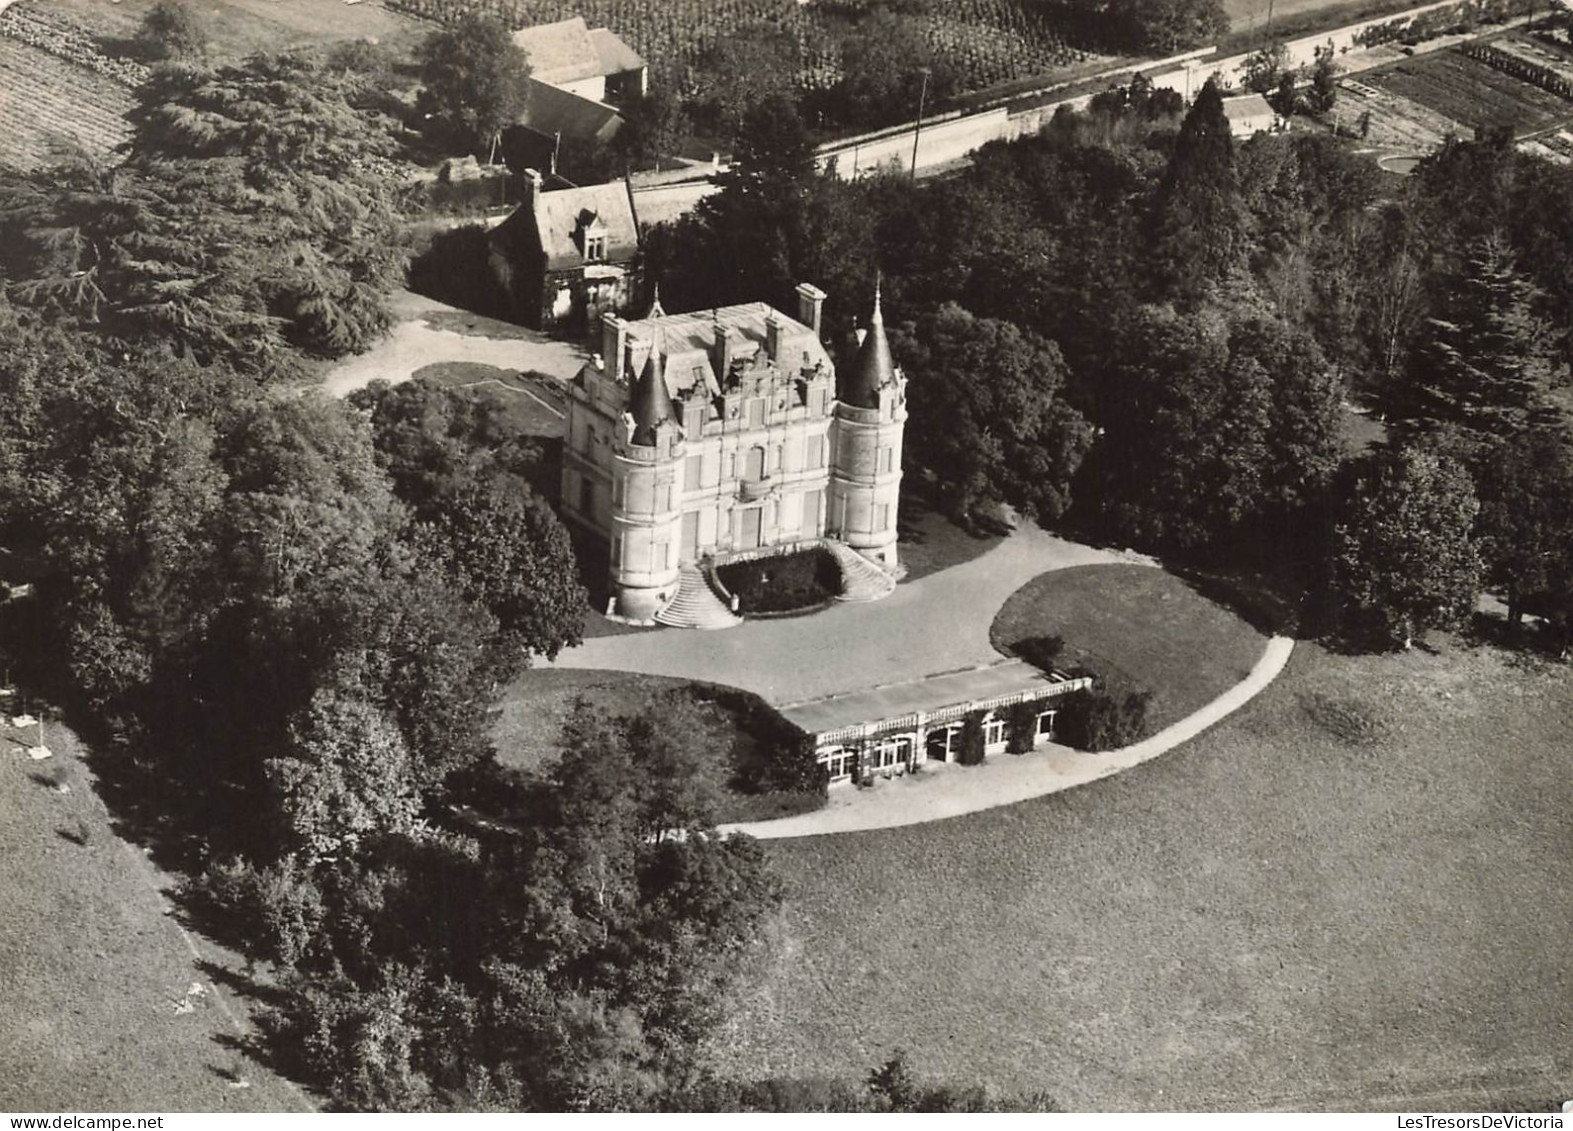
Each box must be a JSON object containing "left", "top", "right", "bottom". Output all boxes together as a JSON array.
[
  {"left": 561, "top": 283, "right": 907, "bottom": 626},
  {"left": 783, "top": 660, "right": 1093, "bottom": 785},
  {"left": 488, "top": 170, "right": 642, "bottom": 331}
]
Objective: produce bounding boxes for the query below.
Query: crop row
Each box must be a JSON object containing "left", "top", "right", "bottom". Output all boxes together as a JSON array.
[
  {"left": 0, "top": 6, "right": 148, "bottom": 88},
  {"left": 384, "top": 0, "right": 1081, "bottom": 94},
  {"left": 0, "top": 35, "right": 132, "bottom": 170},
  {"left": 1462, "top": 41, "right": 1573, "bottom": 101}
]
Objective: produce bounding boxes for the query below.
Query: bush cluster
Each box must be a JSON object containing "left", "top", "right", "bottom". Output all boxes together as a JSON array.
[
  {"left": 1056, "top": 685, "right": 1151, "bottom": 752},
  {"left": 716, "top": 547, "right": 842, "bottom": 614}
]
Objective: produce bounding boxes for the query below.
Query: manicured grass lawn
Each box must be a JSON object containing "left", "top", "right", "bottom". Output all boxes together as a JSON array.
[
  {"left": 895, "top": 491, "right": 1006, "bottom": 583},
  {"left": 717, "top": 642, "right": 1573, "bottom": 1110},
  {"left": 991, "top": 564, "right": 1269, "bottom": 733},
  {"left": 407, "top": 362, "right": 569, "bottom": 438},
  {"left": 494, "top": 669, "right": 825, "bottom": 823},
  {"left": 0, "top": 725, "right": 307, "bottom": 1112}
]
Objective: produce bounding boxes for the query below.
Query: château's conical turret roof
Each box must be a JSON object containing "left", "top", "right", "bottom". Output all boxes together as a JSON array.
[
  {"left": 840, "top": 280, "right": 895, "bottom": 409},
  {"left": 629, "top": 332, "right": 675, "bottom": 446}
]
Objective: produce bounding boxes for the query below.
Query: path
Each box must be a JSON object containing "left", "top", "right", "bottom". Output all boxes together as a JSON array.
[
  {"left": 719, "top": 635, "right": 1295, "bottom": 839},
  {"left": 544, "top": 523, "right": 1155, "bottom": 706},
  {"left": 322, "top": 290, "right": 587, "bottom": 398}
]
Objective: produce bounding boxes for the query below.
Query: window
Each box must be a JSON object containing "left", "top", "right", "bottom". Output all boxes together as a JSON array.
[
  {"left": 685, "top": 454, "right": 703, "bottom": 490},
  {"left": 874, "top": 503, "right": 890, "bottom": 532},
  {"left": 984, "top": 713, "right": 1006, "bottom": 748},
  {"left": 584, "top": 235, "right": 606, "bottom": 262},
  {"left": 612, "top": 535, "right": 623, "bottom": 566},
  {"left": 824, "top": 747, "right": 858, "bottom": 780},
  {"left": 1036, "top": 710, "right": 1057, "bottom": 741},
  {"left": 653, "top": 540, "right": 670, "bottom": 571},
  {"left": 747, "top": 398, "right": 765, "bottom": 428},
  {"left": 579, "top": 477, "right": 594, "bottom": 516},
  {"left": 882, "top": 447, "right": 895, "bottom": 473}
]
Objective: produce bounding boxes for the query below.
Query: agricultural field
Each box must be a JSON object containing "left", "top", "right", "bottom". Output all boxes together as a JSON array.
[
  {"left": 0, "top": 34, "right": 130, "bottom": 170},
  {"left": 1333, "top": 75, "right": 1466, "bottom": 151},
  {"left": 386, "top": 0, "right": 1087, "bottom": 99},
  {"left": 33, "top": 0, "right": 426, "bottom": 59},
  {"left": 1366, "top": 46, "right": 1573, "bottom": 139},
  {"left": 718, "top": 640, "right": 1573, "bottom": 1109}
]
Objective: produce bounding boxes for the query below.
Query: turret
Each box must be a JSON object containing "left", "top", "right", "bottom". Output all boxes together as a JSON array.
[
  {"left": 608, "top": 328, "right": 684, "bottom": 622},
  {"left": 839, "top": 279, "right": 897, "bottom": 409},
  {"left": 827, "top": 282, "right": 907, "bottom": 570}
]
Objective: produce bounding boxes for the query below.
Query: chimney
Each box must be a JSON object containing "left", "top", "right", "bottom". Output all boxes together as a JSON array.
[
  {"left": 602, "top": 313, "right": 628, "bottom": 382},
  {"left": 712, "top": 320, "right": 734, "bottom": 383},
  {"left": 795, "top": 282, "right": 826, "bottom": 337},
  {"left": 522, "top": 167, "right": 543, "bottom": 210},
  {"left": 765, "top": 312, "right": 785, "bottom": 363}
]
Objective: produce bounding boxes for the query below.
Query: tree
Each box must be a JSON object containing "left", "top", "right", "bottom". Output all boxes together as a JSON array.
[
  {"left": 1328, "top": 447, "right": 1482, "bottom": 650},
  {"left": 1, "top": 54, "right": 406, "bottom": 370},
  {"left": 1243, "top": 42, "right": 1289, "bottom": 95},
  {"left": 1395, "top": 234, "right": 1562, "bottom": 444},
  {"left": 1114, "top": 0, "right": 1228, "bottom": 54},
  {"left": 890, "top": 303, "right": 1094, "bottom": 525},
  {"left": 137, "top": 0, "right": 207, "bottom": 63},
  {"left": 267, "top": 688, "right": 423, "bottom": 863},
  {"left": 1472, "top": 427, "right": 1573, "bottom": 628},
  {"left": 690, "top": 24, "right": 801, "bottom": 145},
  {"left": 1307, "top": 44, "right": 1339, "bottom": 113},
  {"left": 417, "top": 11, "right": 532, "bottom": 156},
  {"left": 735, "top": 94, "right": 814, "bottom": 181},
  {"left": 1149, "top": 80, "right": 1247, "bottom": 301},
  {"left": 414, "top": 473, "right": 585, "bottom": 661},
  {"left": 826, "top": 8, "right": 956, "bottom": 131}
]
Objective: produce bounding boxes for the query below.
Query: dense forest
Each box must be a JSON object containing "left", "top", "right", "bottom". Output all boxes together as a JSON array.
[
  {"left": 649, "top": 77, "right": 1573, "bottom": 651},
  {"left": 3, "top": 19, "right": 1573, "bottom": 1110}
]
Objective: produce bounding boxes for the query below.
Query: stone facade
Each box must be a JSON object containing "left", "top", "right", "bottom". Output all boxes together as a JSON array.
[{"left": 561, "top": 283, "right": 908, "bottom": 623}]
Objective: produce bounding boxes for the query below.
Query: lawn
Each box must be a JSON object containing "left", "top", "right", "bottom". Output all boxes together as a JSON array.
[
  {"left": 0, "top": 724, "right": 309, "bottom": 1112},
  {"left": 991, "top": 564, "right": 1269, "bottom": 733},
  {"left": 493, "top": 668, "right": 825, "bottom": 822},
  {"left": 715, "top": 641, "right": 1573, "bottom": 1110},
  {"left": 894, "top": 489, "right": 1006, "bottom": 583},
  {"left": 407, "top": 361, "right": 568, "bottom": 438}
]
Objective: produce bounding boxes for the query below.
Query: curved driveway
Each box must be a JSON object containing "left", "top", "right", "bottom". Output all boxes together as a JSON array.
[
  {"left": 719, "top": 635, "right": 1294, "bottom": 838},
  {"left": 545, "top": 523, "right": 1154, "bottom": 705}
]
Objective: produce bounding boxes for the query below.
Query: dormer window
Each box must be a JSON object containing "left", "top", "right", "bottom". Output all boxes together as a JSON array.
[{"left": 577, "top": 210, "right": 609, "bottom": 262}]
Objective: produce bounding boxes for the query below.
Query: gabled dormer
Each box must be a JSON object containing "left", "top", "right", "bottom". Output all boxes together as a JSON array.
[{"left": 576, "top": 210, "right": 610, "bottom": 263}]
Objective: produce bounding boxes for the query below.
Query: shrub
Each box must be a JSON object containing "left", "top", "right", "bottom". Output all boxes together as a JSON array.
[
  {"left": 715, "top": 547, "right": 841, "bottom": 614},
  {"left": 1012, "top": 634, "right": 1064, "bottom": 672},
  {"left": 957, "top": 709, "right": 986, "bottom": 765},
  {"left": 1057, "top": 686, "right": 1151, "bottom": 752},
  {"left": 1006, "top": 700, "right": 1039, "bottom": 754}
]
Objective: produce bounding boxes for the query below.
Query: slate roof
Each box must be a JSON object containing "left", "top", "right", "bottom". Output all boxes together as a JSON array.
[
  {"left": 616, "top": 302, "right": 835, "bottom": 403},
  {"left": 588, "top": 27, "right": 646, "bottom": 77},
  {"left": 841, "top": 285, "right": 896, "bottom": 408},
  {"left": 490, "top": 179, "right": 641, "bottom": 273},
  {"left": 513, "top": 17, "right": 644, "bottom": 86},
  {"left": 517, "top": 78, "right": 624, "bottom": 144}
]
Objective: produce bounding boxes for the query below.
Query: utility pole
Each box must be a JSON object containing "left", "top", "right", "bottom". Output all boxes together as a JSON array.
[{"left": 910, "top": 68, "right": 930, "bottom": 182}]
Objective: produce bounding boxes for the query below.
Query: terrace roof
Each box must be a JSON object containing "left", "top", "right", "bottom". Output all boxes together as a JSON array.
[{"left": 779, "top": 660, "right": 1083, "bottom": 737}]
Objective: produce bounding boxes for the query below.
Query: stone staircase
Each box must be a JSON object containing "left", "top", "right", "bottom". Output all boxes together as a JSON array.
[
  {"left": 826, "top": 540, "right": 897, "bottom": 603},
  {"left": 654, "top": 564, "right": 743, "bottom": 630}
]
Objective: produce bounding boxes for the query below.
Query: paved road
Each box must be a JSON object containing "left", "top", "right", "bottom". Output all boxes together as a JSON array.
[
  {"left": 544, "top": 523, "right": 1156, "bottom": 706},
  {"left": 719, "top": 635, "right": 1295, "bottom": 838},
  {"left": 323, "top": 289, "right": 587, "bottom": 398}
]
